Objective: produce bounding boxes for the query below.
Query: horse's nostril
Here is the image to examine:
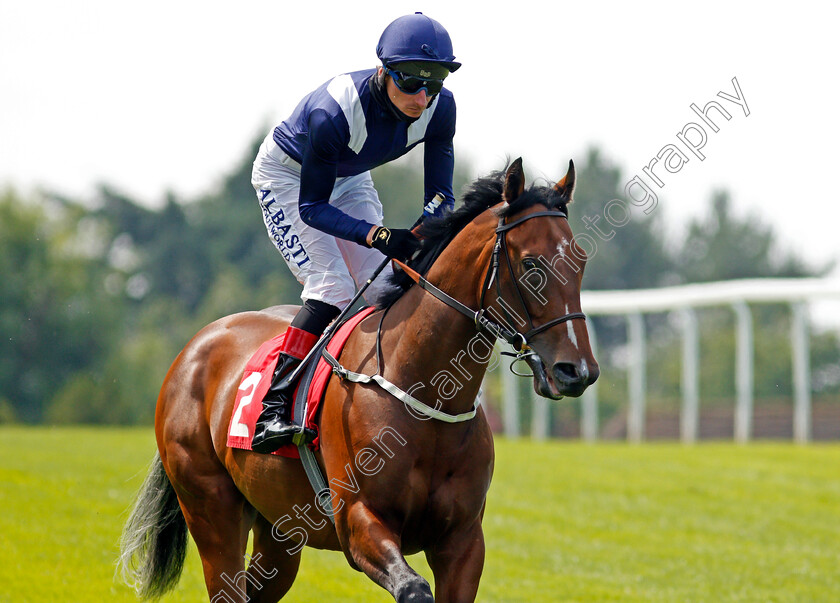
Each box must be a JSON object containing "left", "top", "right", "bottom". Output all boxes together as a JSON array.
[{"left": 553, "top": 362, "right": 581, "bottom": 383}]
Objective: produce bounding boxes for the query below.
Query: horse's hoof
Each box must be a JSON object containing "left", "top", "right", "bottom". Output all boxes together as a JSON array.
[{"left": 395, "top": 580, "right": 434, "bottom": 603}]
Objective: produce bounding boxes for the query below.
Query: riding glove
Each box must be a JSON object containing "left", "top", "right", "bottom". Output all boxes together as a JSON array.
[{"left": 369, "top": 226, "right": 421, "bottom": 261}]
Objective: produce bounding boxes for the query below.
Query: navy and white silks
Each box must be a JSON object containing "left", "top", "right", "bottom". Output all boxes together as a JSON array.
[{"left": 252, "top": 68, "right": 457, "bottom": 308}]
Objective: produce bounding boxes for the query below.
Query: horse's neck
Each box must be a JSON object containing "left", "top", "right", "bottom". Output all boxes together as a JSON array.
[{"left": 383, "top": 217, "right": 497, "bottom": 414}]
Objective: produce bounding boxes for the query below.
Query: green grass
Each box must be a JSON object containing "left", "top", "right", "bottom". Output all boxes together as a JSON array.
[{"left": 1, "top": 427, "right": 838, "bottom": 602}]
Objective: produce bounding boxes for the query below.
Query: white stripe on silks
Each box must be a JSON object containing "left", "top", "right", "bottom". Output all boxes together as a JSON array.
[
  {"left": 327, "top": 74, "right": 367, "bottom": 154},
  {"left": 406, "top": 95, "right": 438, "bottom": 147}
]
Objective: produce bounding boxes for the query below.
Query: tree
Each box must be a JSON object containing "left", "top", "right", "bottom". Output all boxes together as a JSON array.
[
  {"left": 678, "top": 190, "right": 816, "bottom": 283},
  {"left": 0, "top": 190, "right": 126, "bottom": 422},
  {"left": 94, "top": 187, "right": 216, "bottom": 312}
]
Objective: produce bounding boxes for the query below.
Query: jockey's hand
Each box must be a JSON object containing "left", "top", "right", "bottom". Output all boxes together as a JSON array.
[{"left": 368, "top": 226, "right": 421, "bottom": 261}]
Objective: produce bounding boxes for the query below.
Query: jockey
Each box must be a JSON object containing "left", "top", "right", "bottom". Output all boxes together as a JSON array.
[{"left": 250, "top": 12, "right": 461, "bottom": 453}]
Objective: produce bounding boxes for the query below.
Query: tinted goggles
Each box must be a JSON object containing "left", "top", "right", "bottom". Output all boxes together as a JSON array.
[{"left": 386, "top": 68, "right": 445, "bottom": 96}]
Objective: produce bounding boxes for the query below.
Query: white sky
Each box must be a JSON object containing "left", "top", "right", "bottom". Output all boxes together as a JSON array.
[{"left": 2, "top": 0, "right": 839, "bottom": 278}]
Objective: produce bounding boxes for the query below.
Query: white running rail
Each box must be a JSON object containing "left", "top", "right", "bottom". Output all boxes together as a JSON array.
[{"left": 499, "top": 278, "right": 840, "bottom": 443}]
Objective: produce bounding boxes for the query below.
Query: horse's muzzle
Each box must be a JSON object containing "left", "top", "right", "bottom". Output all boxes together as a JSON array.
[
  {"left": 527, "top": 354, "right": 599, "bottom": 400},
  {"left": 551, "top": 360, "right": 599, "bottom": 397}
]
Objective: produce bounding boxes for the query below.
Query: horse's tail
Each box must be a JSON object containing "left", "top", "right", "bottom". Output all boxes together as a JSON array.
[{"left": 118, "top": 451, "right": 188, "bottom": 599}]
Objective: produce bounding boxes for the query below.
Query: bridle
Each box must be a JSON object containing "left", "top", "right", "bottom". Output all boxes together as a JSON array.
[
  {"left": 317, "top": 206, "right": 588, "bottom": 430},
  {"left": 394, "top": 207, "right": 587, "bottom": 366}
]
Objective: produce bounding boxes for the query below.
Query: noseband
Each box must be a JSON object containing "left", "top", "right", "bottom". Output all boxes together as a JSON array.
[{"left": 395, "top": 208, "right": 587, "bottom": 354}]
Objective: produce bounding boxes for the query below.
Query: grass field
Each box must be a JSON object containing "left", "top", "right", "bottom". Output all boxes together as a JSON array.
[{"left": 1, "top": 427, "right": 838, "bottom": 602}]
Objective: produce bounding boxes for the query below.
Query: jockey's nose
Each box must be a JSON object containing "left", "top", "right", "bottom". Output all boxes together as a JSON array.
[{"left": 412, "top": 89, "right": 428, "bottom": 108}]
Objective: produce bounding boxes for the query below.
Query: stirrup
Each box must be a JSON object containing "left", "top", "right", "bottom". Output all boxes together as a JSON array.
[{"left": 291, "top": 427, "right": 317, "bottom": 446}]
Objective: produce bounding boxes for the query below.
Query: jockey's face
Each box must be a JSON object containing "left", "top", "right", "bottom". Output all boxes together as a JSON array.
[{"left": 382, "top": 69, "right": 430, "bottom": 119}]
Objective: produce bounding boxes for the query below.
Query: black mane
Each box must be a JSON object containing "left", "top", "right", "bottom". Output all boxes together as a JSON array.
[{"left": 373, "top": 169, "right": 569, "bottom": 309}]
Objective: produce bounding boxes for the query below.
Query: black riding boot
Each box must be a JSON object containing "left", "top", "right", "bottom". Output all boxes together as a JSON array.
[
  {"left": 251, "top": 300, "right": 340, "bottom": 454},
  {"left": 251, "top": 352, "right": 316, "bottom": 453}
]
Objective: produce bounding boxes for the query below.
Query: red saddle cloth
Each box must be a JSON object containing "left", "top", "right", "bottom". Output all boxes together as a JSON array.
[{"left": 226, "top": 306, "right": 376, "bottom": 458}]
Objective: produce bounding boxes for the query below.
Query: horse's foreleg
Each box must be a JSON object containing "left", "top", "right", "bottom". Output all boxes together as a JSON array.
[
  {"left": 342, "top": 503, "right": 433, "bottom": 603},
  {"left": 425, "top": 521, "right": 485, "bottom": 603}
]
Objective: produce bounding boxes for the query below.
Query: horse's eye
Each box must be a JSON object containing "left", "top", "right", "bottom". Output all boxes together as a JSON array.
[{"left": 522, "top": 258, "right": 538, "bottom": 271}]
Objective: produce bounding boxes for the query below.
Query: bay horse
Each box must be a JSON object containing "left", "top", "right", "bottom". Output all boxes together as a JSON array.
[{"left": 119, "top": 158, "right": 598, "bottom": 602}]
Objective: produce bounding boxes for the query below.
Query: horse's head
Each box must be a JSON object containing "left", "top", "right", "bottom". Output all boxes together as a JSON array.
[{"left": 488, "top": 158, "right": 599, "bottom": 399}]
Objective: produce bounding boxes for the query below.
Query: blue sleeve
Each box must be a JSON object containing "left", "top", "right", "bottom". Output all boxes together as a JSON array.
[
  {"left": 423, "top": 96, "right": 457, "bottom": 217},
  {"left": 298, "top": 109, "right": 375, "bottom": 245}
]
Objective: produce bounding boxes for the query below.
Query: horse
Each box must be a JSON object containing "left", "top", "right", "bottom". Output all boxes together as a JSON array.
[{"left": 119, "top": 158, "right": 599, "bottom": 602}]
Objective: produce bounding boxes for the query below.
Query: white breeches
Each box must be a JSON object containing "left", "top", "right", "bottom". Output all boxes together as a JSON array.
[{"left": 251, "top": 134, "right": 394, "bottom": 309}]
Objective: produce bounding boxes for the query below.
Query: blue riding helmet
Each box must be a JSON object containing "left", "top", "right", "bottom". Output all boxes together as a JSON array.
[{"left": 376, "top": 12, "right": 461, "bottom": 73}]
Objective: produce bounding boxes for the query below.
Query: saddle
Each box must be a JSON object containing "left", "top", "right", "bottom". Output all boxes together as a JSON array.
[{"left": 226, "top": 306, "right": 376, "bottom": 459}]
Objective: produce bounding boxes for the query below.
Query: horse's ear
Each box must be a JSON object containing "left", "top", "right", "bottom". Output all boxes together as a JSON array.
[
  {"left": 503, "top": 157, "right": 525, "bottom": 204},
  {"left": 553, "top": 159, "right": 576, "bottom": 203}
]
